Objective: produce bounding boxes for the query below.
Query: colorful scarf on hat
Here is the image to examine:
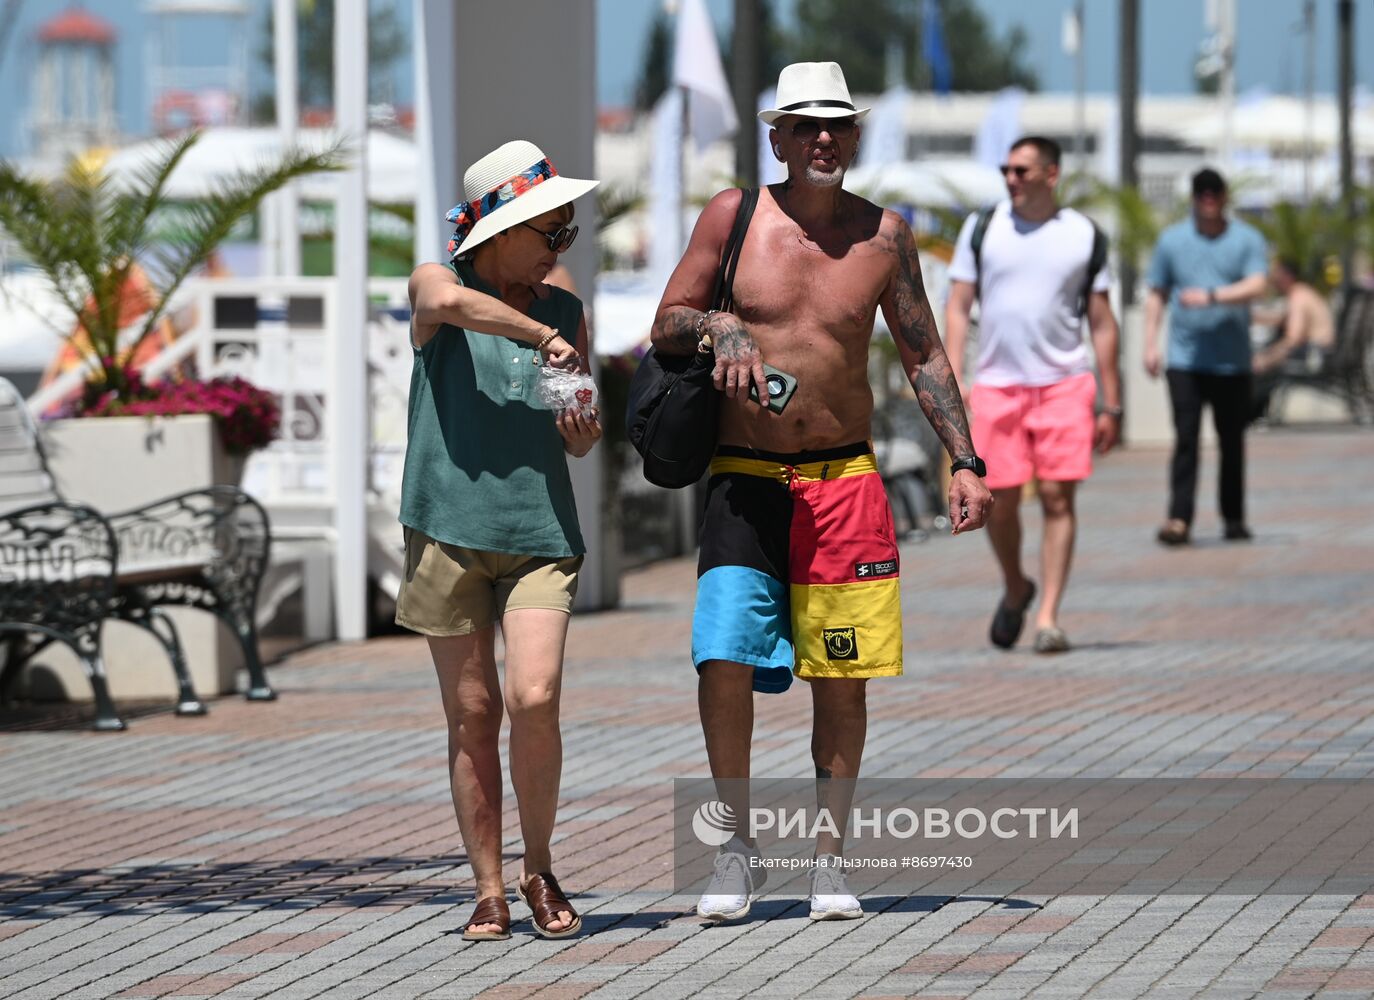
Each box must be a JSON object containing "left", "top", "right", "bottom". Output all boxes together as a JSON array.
[{"left": 446, "top": 158, "right": 559, "bottom": 259}]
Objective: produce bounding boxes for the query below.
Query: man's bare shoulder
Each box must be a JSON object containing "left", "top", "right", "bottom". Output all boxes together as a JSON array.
[
  {"left": 695, "top": 188, "right": 748, "bottom": 240},
  {"left": 874, "top": 207, "right": 915, "bottom": 247}
]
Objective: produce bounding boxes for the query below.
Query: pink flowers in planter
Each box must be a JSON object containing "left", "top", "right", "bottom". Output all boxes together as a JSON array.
[{"left": 76, "top": 367, "right": 281, "bottom": 456}]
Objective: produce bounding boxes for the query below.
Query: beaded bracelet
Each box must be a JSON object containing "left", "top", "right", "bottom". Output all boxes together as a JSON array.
[{"left": 535, "top": 329, "right": 559, "bottom": 352}]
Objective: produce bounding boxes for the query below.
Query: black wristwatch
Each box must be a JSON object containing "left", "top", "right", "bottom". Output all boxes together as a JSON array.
[{"left": 950, "top": 455, "right": 987, "bottom": 478}]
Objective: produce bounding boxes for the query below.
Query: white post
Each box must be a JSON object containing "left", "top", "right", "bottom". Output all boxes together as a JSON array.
[
  {"left": 445, "top": 0, "right": 609, "bottom": 608},
  {"left": 274, "top": 0, "right": 300, "bottom": 276},
  {"left": 333, "top": 0, "right": 369, "bottom": 640},
  {"left": 413, "top": 0, "right": 457, "bottom": 266},
  {"left": 1073, "top": 0, "right": 1086, "bottom": 176},
  {"left": 1218, "top": 0, "right": 1235, "bottom": 172}
]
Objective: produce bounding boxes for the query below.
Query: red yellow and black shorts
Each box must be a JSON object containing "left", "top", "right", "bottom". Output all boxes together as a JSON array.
[{"left": 692, "top": 442, "right": 904, "bottom": 693}]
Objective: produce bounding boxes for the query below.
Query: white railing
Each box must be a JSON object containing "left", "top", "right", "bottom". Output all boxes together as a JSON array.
[{"left": 170, "top": 276, "right": 411, "bottom": 524}]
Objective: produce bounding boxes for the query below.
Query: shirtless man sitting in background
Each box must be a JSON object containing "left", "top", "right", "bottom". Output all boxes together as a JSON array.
[
  {"left": 1251, "top": 257, "right": 1336, "bottom": 422},
  {"left": 650, "top": 61, "right": 992, "bottom": 923}
]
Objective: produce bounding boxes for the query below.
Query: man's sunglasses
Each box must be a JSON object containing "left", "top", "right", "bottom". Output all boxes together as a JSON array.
[
  {"left": 999, "top": 164, "right": 1031, "bottom": 179},
  {"left": 519, "top": 222, "right": 579, "bottom": 253},
  {"left": 788, "top": 117, "right": 857, "bottom": 143}
]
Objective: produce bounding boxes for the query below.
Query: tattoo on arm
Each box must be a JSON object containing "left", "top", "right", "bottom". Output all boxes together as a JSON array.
[
  {"left": 652, "top": 306, "right": 756, "bottom": 358},
  {"left": 710, "top": 314, "right": 755, "bottom": 361},
  {"left": 890, "top": 226, "right": 976, "bottom": 462},
  {"left": 653, "top": 305, "right": 704, "bottom": 355}
]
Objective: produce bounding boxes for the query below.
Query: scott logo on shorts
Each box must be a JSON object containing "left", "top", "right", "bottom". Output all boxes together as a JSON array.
[
  {"left": 823, "top": 627, "right": 859, "bottom": 660},
  {"left": 854, "top": 559, "right": 898, "bottom": 579}
]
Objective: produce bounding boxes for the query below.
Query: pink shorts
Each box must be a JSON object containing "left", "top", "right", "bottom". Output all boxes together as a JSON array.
[{"left": 969, "top": 371, "right": 1097, "bottom": 490}]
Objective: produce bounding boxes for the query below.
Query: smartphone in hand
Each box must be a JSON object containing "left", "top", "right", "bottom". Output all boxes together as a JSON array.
[{"left": 748, "top": 363, "right": 798, "bottom": 414}]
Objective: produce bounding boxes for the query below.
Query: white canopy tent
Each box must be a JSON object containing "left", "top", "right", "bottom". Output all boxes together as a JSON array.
[
  {"left": 0, "top": 272, "right": 70, "bottom": 372},
  {"left": 1180, "top": 95, "right": 1374, "bottom": 155},
  {"left": 844, "top": 158, "right": 1007, "bottom": 209},
  {"left": 100, "top": 127, "right": 420, "bottom": 203}
]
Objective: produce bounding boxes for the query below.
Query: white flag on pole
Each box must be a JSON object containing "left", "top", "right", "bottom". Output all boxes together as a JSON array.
[
  {"left": 649, "top": 88, "right": 687, "bottom": 286},
  {"left": 1061, "top": 9, "right": 1081, "bottom": 55},
  {"left": 974, "top": 87, "right": 1025, "bottom": 171},
  {"left": 861, "top": 86, "right": 911, "bottom": 170},
  {"left": 673, "top": 0, "right": 738, "bottom": 151},
  {"left": 757, "top": 86, "right": 786, "bottom": 185}
]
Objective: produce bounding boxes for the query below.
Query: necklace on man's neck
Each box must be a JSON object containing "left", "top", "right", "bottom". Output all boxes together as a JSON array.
[{"left": 778, "top": 180, "right": 849, "bottom": 251}]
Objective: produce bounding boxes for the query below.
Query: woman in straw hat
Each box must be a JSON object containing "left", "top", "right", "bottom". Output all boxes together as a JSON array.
[{"left": 398, "top": 139, "right": 600, "bottom": 941}]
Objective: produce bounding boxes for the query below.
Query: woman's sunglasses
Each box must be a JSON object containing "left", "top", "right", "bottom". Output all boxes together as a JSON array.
[{"left": 520, "top": 222, "right": 579, "bottom": 253}]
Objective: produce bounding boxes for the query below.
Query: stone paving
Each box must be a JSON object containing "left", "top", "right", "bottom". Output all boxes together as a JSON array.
[{"left": 2, "top": 427, "right": 1373, "bottom": 999}]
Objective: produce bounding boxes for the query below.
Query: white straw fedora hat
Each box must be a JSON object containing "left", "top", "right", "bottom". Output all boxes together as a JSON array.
[
  {"left": 446, "top": 139, "right": 598, "bottom": 259},
  {"left": 757, "top": 62, "right": 870, "bottom": 126}
]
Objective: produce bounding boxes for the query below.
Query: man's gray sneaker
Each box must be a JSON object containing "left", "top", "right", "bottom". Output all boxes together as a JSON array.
[
  {"left": 697, "top": 836, "right": 764, "bottom": 921},
  {"left": 809, "top": 853, "right": 862, "bottom": 920}
]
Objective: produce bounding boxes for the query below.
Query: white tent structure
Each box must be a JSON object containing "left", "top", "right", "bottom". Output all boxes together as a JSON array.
[
  {"left": 1180, "top": 95, "right": 1374, "bottom": 155},
  {"left": 0, "top": 272, "right": 70, "bottom": 375},
  {"left": 844, "top": 158, "right": 1007, "bottom": 209},
  {"left": 100, "top": 127, "right": 420, "bottom": 202}
]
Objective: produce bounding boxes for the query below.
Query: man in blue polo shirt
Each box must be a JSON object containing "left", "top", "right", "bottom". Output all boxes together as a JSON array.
[{"left": 1144, "top": 168, "right": 1268, "bottom": 546}]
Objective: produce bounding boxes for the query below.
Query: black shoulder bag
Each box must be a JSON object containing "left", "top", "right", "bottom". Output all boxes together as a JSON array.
[{"left": 625, "top": 187, "right": 759, "bottom": 489}]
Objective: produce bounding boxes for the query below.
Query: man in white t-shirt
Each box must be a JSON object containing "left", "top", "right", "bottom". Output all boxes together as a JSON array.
[{"left": 944, "top": 136, "right": 1122, "bottom": 654}]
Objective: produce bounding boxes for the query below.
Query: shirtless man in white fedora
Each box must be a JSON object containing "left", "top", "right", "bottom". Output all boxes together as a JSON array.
[{"left": 652, "top": 61, "right": 992, "bottom": 922}]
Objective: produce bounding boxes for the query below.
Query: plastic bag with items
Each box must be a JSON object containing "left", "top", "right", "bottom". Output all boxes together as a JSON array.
[{"left": 535, "top": 364, "right": 599, "bottom": 414}]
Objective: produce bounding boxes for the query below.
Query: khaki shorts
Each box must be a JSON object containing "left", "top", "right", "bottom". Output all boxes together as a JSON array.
[{"left": 394, "top": 528, "right": 583, "bottom": 636}]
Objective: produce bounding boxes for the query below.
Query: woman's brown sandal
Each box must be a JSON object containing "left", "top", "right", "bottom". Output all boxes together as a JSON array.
[
  {"left": 462, "top": 895, "right": 511, "bottom": 941},
  {"left": 517, "top": 872, "right": 582, "bottom": 939}
]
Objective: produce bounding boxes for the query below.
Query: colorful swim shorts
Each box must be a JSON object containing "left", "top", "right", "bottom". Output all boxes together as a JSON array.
[{"left": 692, "top": 442, "right": 904, "bottom": 694}]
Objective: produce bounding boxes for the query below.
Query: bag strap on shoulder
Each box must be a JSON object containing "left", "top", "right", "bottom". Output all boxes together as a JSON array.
[
  {"left": 710, "top": 187, "right": 759, "bottom": 313},
  {"left": 1077, "top": 221, "right": 1108, "bottom": 319},
  {"left": 969, "top": 204, "right": 996, "bottom": 303}
]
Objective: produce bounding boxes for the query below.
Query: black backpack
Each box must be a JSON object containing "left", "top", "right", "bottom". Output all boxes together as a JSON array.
[
  {"left": 626, "top": 188, "right": 759, "bottom": 489},
  {"left": 970, "top": 205, "right": 1108, "bottom": 318}
]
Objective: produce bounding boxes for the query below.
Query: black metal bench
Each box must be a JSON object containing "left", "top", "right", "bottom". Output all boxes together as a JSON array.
[
  {"left": 0, "top": 378, "right": 276, "bottom": 730},
  {"left": 1268, "top": 289, "right": 1374, "bottom": 424}
]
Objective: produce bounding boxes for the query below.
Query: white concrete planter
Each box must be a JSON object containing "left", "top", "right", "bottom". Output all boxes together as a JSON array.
[
  {"left": 43, "top": 413, "right": 244, "bottom": 511},
  {"left": 32, "top": 414, "right": 247, "bottom": 702}
]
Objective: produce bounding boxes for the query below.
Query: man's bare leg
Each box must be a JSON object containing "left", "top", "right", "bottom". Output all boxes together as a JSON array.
[
  {"left": 986, "top": 485, "right": 1034, "bottom": 605},
  {"left": 429, "top": 630, "right": 504, "bottom": 936},
  {"left": 698, "top": 660, "right": 756, "bottom": 837},
  {"left": 1034, "top": 479, "right": 1077, "bottom": 631},
  {"left": 501, "top": 607, "right": 574, "bottom": 933},
  {"left": 810, "top": 678, "right": 867, "bottom": 857}
]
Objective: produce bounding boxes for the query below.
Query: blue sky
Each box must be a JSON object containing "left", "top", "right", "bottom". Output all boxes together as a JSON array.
[{"left": 4, "top": 1, "right": 1373, "bottom": 158}]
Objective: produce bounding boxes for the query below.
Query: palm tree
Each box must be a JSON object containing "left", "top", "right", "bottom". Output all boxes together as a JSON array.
[
  {"left": 0, "top": 131, "right": 345, "bottom": 406},
  {"left": 1238, "top": 198, "right": 1356, "bottom": 293}
]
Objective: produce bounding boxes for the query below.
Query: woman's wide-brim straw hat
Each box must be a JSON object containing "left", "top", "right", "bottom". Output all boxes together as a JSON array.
[
  {"left": 757, "top": 61, "right": 871, "bottom": 126},
  {"left": 446, "top": 139, "right": 598, "bottom": 259}
]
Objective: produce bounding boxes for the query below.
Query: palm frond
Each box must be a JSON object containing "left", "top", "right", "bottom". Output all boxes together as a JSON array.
[
  {"left": 0, "top": 162, "right": 91, "bottom": 323},
  {"left": 107, "top": 132, "right": 202, "bottom": 271},
  {"left": 0, "top": 131, "right": 345, "bottom": 402},
  {"left": 597, "top": 186, "right": 643, "bottom": 230},
  {"left": 1238, "top": 198, "right": 1352, "bottom": 291},
  {"left": 135, "top": 141, "right": 348, "bottom": 352}
]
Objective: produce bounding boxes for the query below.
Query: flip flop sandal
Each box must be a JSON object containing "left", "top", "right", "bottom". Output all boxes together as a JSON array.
[
  {"left": 518, "top": 872, "right": 583, "bottom": 939},
  {"left": 989, "top": 579, "right": 1037, "bottom": 649},
  {"left": 462, "top": 895, "right": 511, "bottom": 941}
]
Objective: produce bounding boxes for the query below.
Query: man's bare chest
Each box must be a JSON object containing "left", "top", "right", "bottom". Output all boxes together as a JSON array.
[{"left": 728, "top": 225, "right": 892, "bottom": 332}]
